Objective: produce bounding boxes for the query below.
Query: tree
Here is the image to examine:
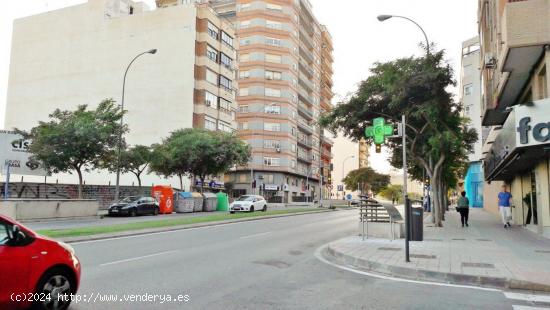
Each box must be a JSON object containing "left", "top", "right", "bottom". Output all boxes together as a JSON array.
[
  {"left": 320, "top": 49, "right": 477, "bottom": 227},
  {"left": 17, "top": 99, "right": 125, "bottom": 198},
  {"left": 379, "top": 185, "right": 403, "bottom": 203},
  {"left": 150, "top": 128, "right": 250, "bottom": 192},
  {"left": 343, "top": 167, "right": 390, "bottom": 194},
  {"left": 104, "top": 145, "right": 151, "bottom": 187}
]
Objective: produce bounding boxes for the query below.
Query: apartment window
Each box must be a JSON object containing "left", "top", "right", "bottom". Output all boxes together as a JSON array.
[
  {"left": 206, "top": 69, "right": 218, "bottom": 85},
  {"left": 266, "top": 3, "right": 282, "bottom": 11},
  {"left": 238, "top": 105, "right": 249, "bottom": 113},
  {"left": 205, "top": 91, "right": 217, "bottom": 107},
  {"left": 266, "top": 20, "right": 282, "bottom": 30},
  {"left": 264, "top": 140, "right": 281, "bottom": 149},
  {"left": 464, "top": 84, "right": 473, "bottom": 96},
  {"left": 265, "top": 105, "right": 281, "bottom": 114},
  {"left": 220, "top": 53, "right": 232, "bottom": 69},
  {"left": 207, "top": 22, "right": 219, "bottom": 40},
  {"left": 239, "top": 70, "right": 250, "bottom": 79},
  {"left": 238, "top": 173, "right": 249, "bottom": 183},
  {"left": 218, "top": 121, "right": 233, "bottom": 133},
  {"left": 205, "top": 116, "right": 217, "bottom": 131},
  {"left": 264, "top": 123, "right": 281, "bottom": 132},
  {"left": 240, "top": 3, "right": 251, "bottom": 11},
  {"left": 240, "top": 54, "right": 250, "bottom": 62},
  {"left": 265, "top": 70, "right": 282, "bottom": 80},
  {"left": 221, "top": 31, "right": 233, "bottom": 47},
  {"left": 240, "top": 38, "right": 252, "bottom": 46},
  {"left": 266, "top": 54, "right": 282, "bottom": 63},
  {"left": 291, "top": 127, "right": 296, "bottom": 136},
  {"left": 291, "top": 144, "right": 297, "bottom": 152},
  {"left": 240, "top": 20, "right": 251, "bottom": 28},
  {"left": 240, "top": 88, "right": 249, "bottom": 96},
  {"left": 239, "top": 122, "right": 249, "bottom": 130},
  {"left": 265, "top": 37, "right": 282, "bottom": 47},
  {"left": 219, "top": 97, "right": 232, "bottom": 111},
  {"left": 291, "top": 160, "right": 296, "bottom": 168},
  {"left": 264, "top": 157, "right": 280, "bottom": 167},
  {"left": 206, "top": 45, "right": 218, "bottom": 62},
  {"left": 219, "top": 75, "right": 232, "bottom": 92},
  {"left": 263, "top": 174, "right": 275, "bottom": 183},
  {"left": 265, "top": 88, "right": 281, "bottom": 97}
]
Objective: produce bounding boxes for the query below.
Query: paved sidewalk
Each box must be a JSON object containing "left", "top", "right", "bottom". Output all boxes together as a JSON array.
[{"left": 325, "top": 208, "right": 550, "bottom": 292}]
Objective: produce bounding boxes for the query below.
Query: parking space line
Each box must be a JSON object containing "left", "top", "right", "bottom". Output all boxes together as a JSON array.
[
  {"left": 99, "top": 250, "right": 179, "bottom": 267},
  {"left": 240, "top": 232, "right": 271, "bottom": 239}
]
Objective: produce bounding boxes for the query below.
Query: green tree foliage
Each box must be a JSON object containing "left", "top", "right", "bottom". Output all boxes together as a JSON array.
[
  {"left": 343, "top": 167, "right": 390, "bottom": 194},
  {"left": 104, "top": 145, "right": 151, "bottom": 187},
  {"left": 17, "top": 99, "right": 126, "bottom": 198},
  {"left": 378, "top": 185, "right": 403, "bottom": 203},
  {"left": 320, "top": 50, "right": 477, "bottom": 226},
  {"left": 150, "top": 128, "right": 250, "bottom": 191}
]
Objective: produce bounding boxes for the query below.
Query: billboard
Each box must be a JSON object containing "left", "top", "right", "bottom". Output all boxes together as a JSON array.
[{"left": 0, "top": 130, "right": 47, "bottom": 176}]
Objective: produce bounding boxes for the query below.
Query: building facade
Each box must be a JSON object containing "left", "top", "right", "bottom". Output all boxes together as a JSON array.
[
  {"left": 479, "top": 0, "right": 550, "bottom": 238},
  {"left": 460, "top": 37, "right": 484, "bottom": 208},
  {"left": 211, "top": 0, "right": 334, "bottom": 203},
  {"left": 5, "top": 0, "right": 237, "bottom": 189},
  {"left": 358, "top": 139, "right": 369, "bottom": 169}
]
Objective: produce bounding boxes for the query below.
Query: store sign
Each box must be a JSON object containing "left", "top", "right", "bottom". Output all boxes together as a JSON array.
[
  {"left": 0, "top": 131, "right": 46, "bottom": 176},
  {"left": 264, "top": 184, "right": 279, "bottom": 191},
  {"left": 515, "top": 101, "right": 550, "bottom": 146}
]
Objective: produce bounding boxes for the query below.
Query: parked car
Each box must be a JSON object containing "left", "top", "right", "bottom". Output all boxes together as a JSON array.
[
  {"left": 0, "top": 215, "right": 81, "bottom": 310},
  {"left": 229, "top": 195, "right": 267, "bottom": 213},
  {"left": 108, "top": 196, "right": 160, "bottom": 216}
]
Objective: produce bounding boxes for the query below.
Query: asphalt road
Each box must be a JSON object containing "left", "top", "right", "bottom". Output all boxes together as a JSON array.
[{"left": 68, "top": 209, "right": 546, "bottom": 310}]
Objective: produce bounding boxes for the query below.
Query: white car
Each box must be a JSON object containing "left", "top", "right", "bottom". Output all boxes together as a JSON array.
[{"left": 229, "top": 195, "right": 267, "bottom": 213}]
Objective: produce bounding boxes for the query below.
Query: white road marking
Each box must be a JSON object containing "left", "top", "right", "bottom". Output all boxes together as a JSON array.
[
  {"left": 99, "top": 250, "right": 179, "bottom": 267},
  {"left": 512, "top": 305, "right": 549, "bottom": 310},
  {"left": 314, "top": 244, "right": 500, "bottom": 292},
  {"left": 505, "top": 292, "right": 550, "bottom": 303},
  {"left": 240, "top": 232, "right": 271, "bottom": 239}
]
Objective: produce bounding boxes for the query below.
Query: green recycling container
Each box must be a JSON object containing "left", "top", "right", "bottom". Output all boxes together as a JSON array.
[{"left": 216, "top": 192, "right": 229, "bottom": 211}]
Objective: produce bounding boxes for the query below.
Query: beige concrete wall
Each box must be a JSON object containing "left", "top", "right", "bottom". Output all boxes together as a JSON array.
[
  {"left": 535, "top": 159, "right": 550, "bottom": 236},
  {"left": 0, "top": 199, "right": 99, "bottom": 220},
  {"left": 483, "top": 180, "right": 503, "bottom": 216}
]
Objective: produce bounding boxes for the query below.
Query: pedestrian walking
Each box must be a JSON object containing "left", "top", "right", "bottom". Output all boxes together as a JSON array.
[
  {"left": 498, "top": 184, "right": 513, "bottom": 228},
  {"left": 456, "top": 191, "right": 469, "bottom": 227}
]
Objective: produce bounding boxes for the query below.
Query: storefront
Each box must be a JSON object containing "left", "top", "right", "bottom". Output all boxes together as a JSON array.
[{"left": 484, "top": 99, "right": 550, "bottom": 238}]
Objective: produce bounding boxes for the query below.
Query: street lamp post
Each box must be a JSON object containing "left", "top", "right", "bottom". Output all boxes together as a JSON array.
[
  {"left": 341, "top": 155, "right": 355, "bottom": 199},
  {"left": 377, "top": 15, "right": 430, "bottom": 57},
  {"left": 114, "top": 49, "right": 157, "bottom": 202}
]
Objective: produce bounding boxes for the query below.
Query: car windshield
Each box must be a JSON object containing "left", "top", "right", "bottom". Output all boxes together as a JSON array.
[
  {"left": 236, "top": 196, "right": 256, "bottom": 202},
  {"left": 119, "top": 196, "right": 140, "bottom": 203}
]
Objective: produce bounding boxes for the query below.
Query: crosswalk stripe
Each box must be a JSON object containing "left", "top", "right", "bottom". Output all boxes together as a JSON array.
[
  {"left": 505, "top": 292, "right": 550, "bottom": 304},
  {"left": 512, "top": 305, "right": 549, "bottom": 310}
]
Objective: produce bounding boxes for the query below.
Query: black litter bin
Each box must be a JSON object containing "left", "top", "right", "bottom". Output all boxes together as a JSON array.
[{"left": 410, "top": 206, "right": 424, "bottom": 241}]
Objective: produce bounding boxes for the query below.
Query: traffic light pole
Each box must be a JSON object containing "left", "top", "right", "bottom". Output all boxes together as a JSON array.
[{"left": 402, "top": 114, "right": 410, "bottom": 263}]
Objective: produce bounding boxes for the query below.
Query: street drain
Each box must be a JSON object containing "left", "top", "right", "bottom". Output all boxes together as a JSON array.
[
  {"left": 535, "top": 250, "right": 550, "bottom": 254},
  {"left": 410, "top": 254, "right": 436, "bottom": 259},
  {"left": 378, "top": 247, "right": 401, "bottom": 251},
  {"left": 462, "top": 262, "right": 495, "bottom": 269}
]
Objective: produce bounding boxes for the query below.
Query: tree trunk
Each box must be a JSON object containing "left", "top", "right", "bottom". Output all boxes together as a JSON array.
[
  {"left": 178, "top": 174, "right": 183, "bottom": 191},
  {"left": 76, "top": 167, "right": 83, "bottom": 199},
  {"left": 200, "top": 176, "right": 205, "bottom": 194}
]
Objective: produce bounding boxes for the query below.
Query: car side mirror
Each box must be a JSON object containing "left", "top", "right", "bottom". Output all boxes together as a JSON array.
[{"left": 10, "top": 225, "right": 25, "bottom": 245}]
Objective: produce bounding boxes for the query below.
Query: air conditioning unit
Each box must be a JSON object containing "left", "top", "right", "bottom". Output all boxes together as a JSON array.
[
  {"left": 266, "top": 76, "right": 273, "bottom": 80},
  {"left": 484, "top": 53, "right": 496, "bottom": 69},
  {"left": 276, "top": 147, "right": 281, "bottom": 152}
]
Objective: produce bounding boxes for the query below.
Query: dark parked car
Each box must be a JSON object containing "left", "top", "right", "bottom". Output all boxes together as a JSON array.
[{"left": 108, "top": 196, "right": 159, "bottom": 217}]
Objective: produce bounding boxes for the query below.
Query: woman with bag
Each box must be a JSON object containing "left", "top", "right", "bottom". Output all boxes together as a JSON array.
[{"left": 456, "top": 191, "right": 470, "bottom": 227}]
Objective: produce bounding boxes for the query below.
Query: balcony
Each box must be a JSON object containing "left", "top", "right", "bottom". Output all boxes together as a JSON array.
[
  {"left": 300, "top": 47, "right": 315, "bottom": 65},
  {"left": 299, "top": 60, "right": 315, "bottom": 78},
  {"left": 297, "top": 151, "right": 312, "bottom": 163},
  {"left": 297, "top": 118, "right": 314, "bottom": 134},
  {"left": 483, "top": 0, "right": 550, "bottom": 126},
  {"left": 297, "top": 137, "right": 313, "bottom": 149},
  {"left": 298, "top": 102, "right": 314, "bottom": 120}
]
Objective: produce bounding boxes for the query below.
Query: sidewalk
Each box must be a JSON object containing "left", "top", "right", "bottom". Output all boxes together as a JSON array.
[{"left": 324, "top": 208, "right": 550, "bottom": 292}]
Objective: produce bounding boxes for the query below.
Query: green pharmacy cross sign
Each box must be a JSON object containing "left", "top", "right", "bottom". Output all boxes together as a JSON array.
[{"left": 365, "top": 117, "right": 394, "bottom": 145}]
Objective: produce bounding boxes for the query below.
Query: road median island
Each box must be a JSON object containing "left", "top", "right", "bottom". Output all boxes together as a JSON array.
[{"left": 37, "top": 208, "right": 332, "bottom": 242}]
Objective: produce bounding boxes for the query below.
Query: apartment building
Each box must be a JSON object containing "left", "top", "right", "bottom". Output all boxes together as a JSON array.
[
  {"left": 358, "top": 139, "right": 369, "bottom": 169},
  {"left": 211, "top": 0, "right": 334, "bottom": 203},
  {"left": 459, "top": 37, "right": 484, "bottom": 208},
  {"left": 5, "top": 0, "right": 237, "bottom": 189},
  {"left": 479, "top": 0, "right": 550, "bottom": 238}
]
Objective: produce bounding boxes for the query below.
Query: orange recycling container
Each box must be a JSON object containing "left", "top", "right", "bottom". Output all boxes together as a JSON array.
[{"left": 152, "top": 185, "right": 174, "bottom": 214}]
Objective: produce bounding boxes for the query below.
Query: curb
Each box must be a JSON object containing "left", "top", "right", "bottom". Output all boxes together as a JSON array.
[
  {"left": 60, "top": 209, "right": 335, "bottom": 243},
  {"left": 325, "top": 242, "right": 550, "bottom": 293}
]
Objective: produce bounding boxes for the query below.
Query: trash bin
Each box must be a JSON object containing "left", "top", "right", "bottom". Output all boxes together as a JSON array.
[
  {"left": 202, "top": 192, "right": 218, "bottom": 212},
  {"left": 191, "top": 192, "right": 204, "bottom": 212},
  {"left": 411, "top": 206, "right": 424, "bottom": 241},
  {"left": 152, "top": 185, "right": 174, "bottom": 214},
  {"left": 174, "top": 192, "right": 194, "bottom": 213},
  {"left": 216, "top": 192, "right": 229, "bottom": 211}
]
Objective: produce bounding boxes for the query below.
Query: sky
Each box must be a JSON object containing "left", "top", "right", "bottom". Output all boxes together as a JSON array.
[{"left": 0, "top": 0, "right": 479, "bottom": 187}]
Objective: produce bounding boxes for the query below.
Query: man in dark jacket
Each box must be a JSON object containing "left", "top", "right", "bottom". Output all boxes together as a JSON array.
[{"left": 457, "top": 191, "right": 470, "bottom": 227}]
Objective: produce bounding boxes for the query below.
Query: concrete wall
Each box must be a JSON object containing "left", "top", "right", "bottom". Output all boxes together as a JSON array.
[
  {"left": 5, "top": 0, "right": 198, "bottom": 189},
  {"left": 483, "top": 180, "right": 503, "bottom": 216},
  {"left": 0, "top": 199, "right": 100, "bottom": 220}
]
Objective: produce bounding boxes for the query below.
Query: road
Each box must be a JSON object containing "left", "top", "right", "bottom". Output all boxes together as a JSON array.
[{"left": 69, "top": 209, "right": 545, "bottom": 309}]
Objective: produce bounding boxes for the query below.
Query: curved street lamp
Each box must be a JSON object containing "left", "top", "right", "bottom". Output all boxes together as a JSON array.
[
  {"left": 114, "top": 48, "right": 157, "bottom": 201},
  {"left": 341, "top": 155, "right": 355, "bottom": 197},
  {"left": 377, "top": 15, "right": 430, "bottom": 57}
]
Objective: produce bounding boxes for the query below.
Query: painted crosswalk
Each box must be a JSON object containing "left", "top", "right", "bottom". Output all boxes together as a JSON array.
[{"left": 504, "top": 292, "right": 550, "bottom": 309}]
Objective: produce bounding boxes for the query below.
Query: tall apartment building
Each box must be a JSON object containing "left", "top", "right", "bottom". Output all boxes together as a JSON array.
[
  {"left": 358, "top": 139, "right": 369, "bottom": 169},
  {"left": 479, "top": 0, "right": 550, "bottom": 238},
  {"left": 459, "top": 37, "right": 484, "bottom": 208},
  {"left": 5, "top": 0, "right": 237, "bottom": 189},
  {"left": 210, "top": 0, "right": 334, "bottom": 203}
]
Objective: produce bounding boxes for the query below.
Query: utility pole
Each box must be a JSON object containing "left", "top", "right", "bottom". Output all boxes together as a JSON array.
[{"left": 402, "top": 114, "right": 410, "bottom": 263}]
